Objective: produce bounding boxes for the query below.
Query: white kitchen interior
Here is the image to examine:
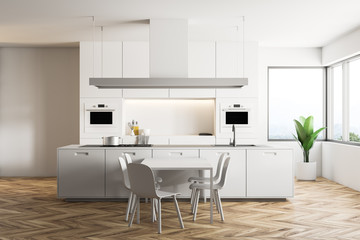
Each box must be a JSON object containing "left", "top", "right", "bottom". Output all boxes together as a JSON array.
[{"left": 1, "top": 0, "right": 360, "bottom": 238}]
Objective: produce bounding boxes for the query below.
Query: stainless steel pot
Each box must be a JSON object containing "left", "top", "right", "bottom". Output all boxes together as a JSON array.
[{"left": 102, "top": 136, "right": 121, "bottom": 146}]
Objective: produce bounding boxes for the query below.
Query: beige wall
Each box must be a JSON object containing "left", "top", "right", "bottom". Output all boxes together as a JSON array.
[{"left": 0, "top": 47, "right": 79, "bottom": 176}]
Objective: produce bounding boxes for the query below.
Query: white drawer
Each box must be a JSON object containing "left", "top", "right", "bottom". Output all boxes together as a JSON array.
[{"left": 153, "top": 149, "right": 199, "bottom": 158}]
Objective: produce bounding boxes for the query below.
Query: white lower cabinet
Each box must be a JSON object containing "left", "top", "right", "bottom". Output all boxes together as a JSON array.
[
  {"left": 153, "top": 149, "right": 200, "bottom": 198},
  {"left": 200, "top": 149, "right": 246, "bottom": 198},
  {"left": 58, "top": 147, "right": 293, "bottom": 200},
  {"left": 247, "top": 149, "right": 293, "bottom": 198},
  {"left": 57, "top": 149, "right": 105, "bottom": 198},
  {"left": 105, "top": 149, "right": 152, "bottom": 198}
]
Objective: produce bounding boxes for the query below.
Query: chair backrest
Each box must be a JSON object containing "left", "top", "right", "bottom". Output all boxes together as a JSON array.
[
  {"left": 118, "top": 157, "right": 131, "bottom": 190},
  {"left": 217, "top": 157, "right": 231, "bottom": 188},
  {"left": 214, "top": 153, "right": 229, "bottom": 180},
  {"left": 124, "top": 153, "right": 133, "bottom": 164},
  {"left": 127, "top": 163, "right": 158, "bottom": 198}
]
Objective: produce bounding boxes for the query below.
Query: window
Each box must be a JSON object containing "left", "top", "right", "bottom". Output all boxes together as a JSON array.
[
  {"left": 328, "top": 55, "right": 360, "bottom": 144},
  {"left": 331, "top": 65, "right": 342, "bottom": 140},
  {"left": 349, "top": 58, "right": 360, "bottom": 142},
  {"left": 268, "top": 67, "right": 325, "bottom": 140}
]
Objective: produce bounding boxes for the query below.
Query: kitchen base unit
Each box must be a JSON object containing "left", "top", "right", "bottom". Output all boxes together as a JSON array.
[
  {"left": 57, "top": 145, "right": 293, "bottom": 200},
  {"left": 57, "top": 149, "right": 105, "bottom": 198},
  {"left": 247, "top": 149, "right": 294, "bottom": 198}
]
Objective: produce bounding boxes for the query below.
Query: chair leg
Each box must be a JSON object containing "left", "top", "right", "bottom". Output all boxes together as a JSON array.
[
  {"left": 129, "top": 193, "right": 136, "bottom": 215},
  {"left": 137, "top": 196, "right": 140, "bottom": 224},
  {"left": 190, "top": 188, "right": 196, "bottom": 213},
  {"left": 173, "top": 195, "right": 184, "bottom": 229},
  {"left": 190, "top": 187, "right": 195, "bottom": 206},
  {"left": 158, "top": 198, "right": 162, "bottom": 234},
  {"left": 216, "top": 190, "right": 224, "bottom": 221},
  {"left": 214, "top": 190, "right": 220, "bottom": 214},
  {"left": 192, "top": 188, "right": 199, "bottom": 214},
  {"left": 125, "top": 192, "right": 133, "bottom": 221},
  {"left": 154, "top": 198, "right": 158, "bottom": 214},
  {"left": 128, "top": 195, "right": 138, "bottom": 227},
  {"left": 151, "top": 198, "right": 157, "bottom": 222},
  {"left": 193, "top": 189, "right": 200, "bottom": 221}
]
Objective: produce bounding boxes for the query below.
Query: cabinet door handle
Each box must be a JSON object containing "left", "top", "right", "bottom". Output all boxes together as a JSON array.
[
  {"left": 263, "top": 152, "right": 277, "bottom": 156},
  {"left": 124, "top": 152, "right": 136, "bottom": 156},
  {"left": 169, "top": 152, "right": 183, "bottom": 156},
  {"left": 74, "top": 152, "right": 89, "bottom": 156}
]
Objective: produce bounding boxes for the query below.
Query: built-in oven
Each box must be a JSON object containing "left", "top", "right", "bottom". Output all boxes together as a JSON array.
[{"left": 221, "top": 103, "right": 251, "bottom": 129}]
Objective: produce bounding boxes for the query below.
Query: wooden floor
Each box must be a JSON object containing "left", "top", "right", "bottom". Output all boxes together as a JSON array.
[{"left": 1, "top": 178, "right": 360, "bottom": 239}]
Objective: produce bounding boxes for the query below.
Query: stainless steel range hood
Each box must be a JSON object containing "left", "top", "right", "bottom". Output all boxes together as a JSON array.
[
  {"left": 89, "top": 19, "right": 248, "bottom": 89},
  {"left": 90, "top": 77, "right": 248, "bottom": 88}
]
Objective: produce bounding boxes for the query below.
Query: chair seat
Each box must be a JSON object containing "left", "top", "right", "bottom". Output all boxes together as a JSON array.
[
  {"left": 156, "top": 190, "right": 181, "bottom": 199},
  {"left": 189, "top": 182, "right": 222, "bottom": 190}
]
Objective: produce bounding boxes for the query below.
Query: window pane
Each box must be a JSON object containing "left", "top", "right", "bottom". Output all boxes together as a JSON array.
[
  {"left": 349, "top": 59, "right": 360, "bottom": 142},
  {"left": 332, "top": 66, "right": 342, "bottom": 140},
  {"left": 269, "top": 68, "right": 324, "bottom": 139}
]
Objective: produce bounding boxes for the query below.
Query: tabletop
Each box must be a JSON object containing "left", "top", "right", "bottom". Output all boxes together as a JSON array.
[{"left": 141, "top": 157, "right": 213, "bottom": 170}]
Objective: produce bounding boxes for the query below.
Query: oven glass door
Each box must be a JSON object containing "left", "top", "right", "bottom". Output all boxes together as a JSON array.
[
  {"left": 225, "top": 111, "right": 248, "bottom": 125},
  {"left": 90, "top": 112, "right": 113, "bottom": 125}
]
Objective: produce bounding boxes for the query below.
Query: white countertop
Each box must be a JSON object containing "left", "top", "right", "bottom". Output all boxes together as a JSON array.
[{"left": 58, "top": 144, "right": 292, "bottom": 150}]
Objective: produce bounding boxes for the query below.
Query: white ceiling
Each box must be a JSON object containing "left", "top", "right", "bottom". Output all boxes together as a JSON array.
[{"left": 1, "top": 0, "right": 360, "bottom": 47}]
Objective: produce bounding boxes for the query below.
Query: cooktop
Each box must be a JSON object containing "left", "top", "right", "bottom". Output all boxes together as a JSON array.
[{"left": 80, "top": 144, "right": 153, "bottom": 148}]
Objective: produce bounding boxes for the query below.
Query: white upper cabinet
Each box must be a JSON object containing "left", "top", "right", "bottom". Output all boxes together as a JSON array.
[
  {"left": 102, "top": 42, "right": 122, "bottom": 77},
  {"left": 122, "top": 42, "right": 150, "bottom": 78},
  {"left": 216, "top": 41, "right": 243, "bottom": 78},
  {"left": 80, "top": 41, "right": 123, "bottom": 98},
  {"left": 216, "top": 41, "right": 258, "bottom": 98},
  {"left": 188, "top": 42, "right": 216, "bottom": 78}
]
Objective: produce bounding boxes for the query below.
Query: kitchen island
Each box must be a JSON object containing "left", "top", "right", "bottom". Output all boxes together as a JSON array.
[{"left": 57, "top": 144, "right": 293, "bottom": 200}]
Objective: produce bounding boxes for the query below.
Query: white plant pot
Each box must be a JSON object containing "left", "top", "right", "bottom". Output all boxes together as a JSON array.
[{"left": 296, "top": 162, "right": 317, "bottom": 181}]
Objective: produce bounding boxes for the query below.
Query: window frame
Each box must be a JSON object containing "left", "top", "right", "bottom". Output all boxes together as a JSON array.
[
  {"left": 267, "top": 66, "right": 327, "bottom": 141},
  {"left": 327, "top": 54, "right": 360, "bottom": 145}
]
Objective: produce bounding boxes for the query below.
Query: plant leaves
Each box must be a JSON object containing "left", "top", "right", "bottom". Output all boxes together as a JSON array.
[
  {"left": 299, "top": 116, "right": 306, "bottom": 126},
  {"left": 304, "top": 116, "right": 314, "bottom": 136},
  {"left": 304, "top": 127, "right": 326, "bottom": 151},
  {"left": 294, "top": 119, "right": 307, "bottom": 143}
]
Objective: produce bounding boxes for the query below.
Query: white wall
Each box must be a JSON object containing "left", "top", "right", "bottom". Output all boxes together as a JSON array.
[
  {"left": 322, "top": 27, "right": 360, "bottom": 65},
  {"left": 322, "top": 142, "right": 360, "bottom": 191},
  {"left": 321, "top": 27, "right": 360, "bottom": 190},
  {"left": 123, "top": 99, "right": 215, "bottom": 136},
  {"left": 0, "top": 48, "right": 79, "bottom": 176},
  {"left": 258, "top": 47, "right": 323, "bottom": 176}
]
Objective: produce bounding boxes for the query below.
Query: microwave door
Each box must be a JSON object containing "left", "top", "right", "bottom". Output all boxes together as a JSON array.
[
  {"left": 226, "top": 111, "right": 248, "bottom": 125},
  {"left": 90, "top": 112, "right": 113, "bottom": 125}
]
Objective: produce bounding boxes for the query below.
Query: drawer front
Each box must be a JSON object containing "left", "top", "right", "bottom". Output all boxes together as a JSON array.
[
  {"left": 58, "top": 149, "right": 105, "bottom": 198},
  {"left": 153, "top": 149, "right": 199, "bottom": 158},
  {"left": 105, "top": 149, "right": 152, "bottom": 197},
  {"left": 247, "top": 149, "right": 293, "bottom": 198}
]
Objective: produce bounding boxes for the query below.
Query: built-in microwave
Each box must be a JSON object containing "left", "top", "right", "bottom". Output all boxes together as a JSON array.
[
  {"left": 221, "top": 103, "right": 251, "bottom": 129},
  {"left": 84, "top": 102, "right": 121, "bottom": 133}
]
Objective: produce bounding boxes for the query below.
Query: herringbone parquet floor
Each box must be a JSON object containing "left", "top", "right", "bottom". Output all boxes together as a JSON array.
[{"left": 1, "top": 177, "right": 360, "bottom": 239}]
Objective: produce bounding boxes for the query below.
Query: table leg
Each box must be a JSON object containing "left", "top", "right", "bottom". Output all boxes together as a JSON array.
[{"left": 210, "top": 168, "right": 213, "bottom": 224}]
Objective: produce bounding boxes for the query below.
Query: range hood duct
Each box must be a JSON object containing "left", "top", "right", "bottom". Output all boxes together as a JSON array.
[{"left": 90, "top": 19, "right": 248, "bottom": 89}]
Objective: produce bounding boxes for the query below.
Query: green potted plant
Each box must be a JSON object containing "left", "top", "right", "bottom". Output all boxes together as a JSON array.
[{"left": 293, "top": 116, "right": 325, "bottom": 180}]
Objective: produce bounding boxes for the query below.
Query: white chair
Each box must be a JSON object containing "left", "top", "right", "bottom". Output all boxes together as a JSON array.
[
  {"left": 190, "top": 156, "right": 231, "bottom": 221},
  {"left": 127, "top": 163, "right": 184, "bottom": 234},
  {"left": 124, "top": 153, "right": 163, "bottom": 187},
  {"left": 188, "top": 152, "right": 228, "bottom": 209},
  {"left": 118, "top": 156, "right": 136, "bottom": 222}
]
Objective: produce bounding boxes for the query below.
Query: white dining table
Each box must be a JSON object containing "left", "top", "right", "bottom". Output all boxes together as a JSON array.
[{"left": 141, "top": 157, "right": 214, "bottom": 223}]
